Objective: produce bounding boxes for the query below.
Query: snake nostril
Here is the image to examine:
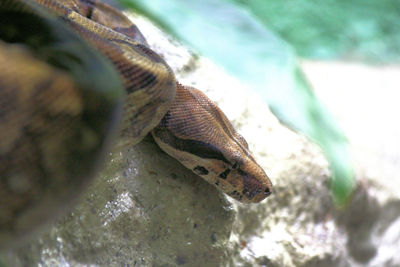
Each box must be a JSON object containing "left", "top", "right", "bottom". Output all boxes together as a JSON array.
[{"left": 264, "top": 187, "right": 272, "bottom": 196}]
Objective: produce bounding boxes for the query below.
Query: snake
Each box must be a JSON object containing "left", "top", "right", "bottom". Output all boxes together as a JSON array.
[{"left": 0, "top": 0, "right": 273, "bottom": 248}]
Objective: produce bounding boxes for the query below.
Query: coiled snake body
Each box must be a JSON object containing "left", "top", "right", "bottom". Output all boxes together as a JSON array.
[{"left": 0, "top": 0, "right": 272, "bottom": 248}]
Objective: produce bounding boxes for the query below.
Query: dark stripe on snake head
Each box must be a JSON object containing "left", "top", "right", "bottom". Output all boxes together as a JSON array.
[{"left": 153, "top": 126, "right": 230, "bottom": 164}]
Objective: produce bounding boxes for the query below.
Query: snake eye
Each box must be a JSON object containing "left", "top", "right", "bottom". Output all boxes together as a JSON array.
[{"left": 232, "top": 162, "right": 239, "bottom": 170}]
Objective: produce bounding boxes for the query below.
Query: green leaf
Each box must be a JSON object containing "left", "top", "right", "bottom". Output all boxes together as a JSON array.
[{"left": 116, "top": 0, "right": 355, "bottom": 205}]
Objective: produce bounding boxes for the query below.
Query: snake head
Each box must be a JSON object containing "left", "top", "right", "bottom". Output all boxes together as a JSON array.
[{"left": 152, "top": 84, "right": 273, "bottom": 204}]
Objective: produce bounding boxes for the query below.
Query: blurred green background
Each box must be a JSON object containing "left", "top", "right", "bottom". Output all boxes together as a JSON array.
[
  {"left": 118, "top": 0, "right": 400, "bottom": 205},
  {"left": 232, "top": 0, "right": 400, "bottom": 63}
]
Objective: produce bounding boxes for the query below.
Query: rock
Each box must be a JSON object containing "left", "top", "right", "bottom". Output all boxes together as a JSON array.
[
  {"left": 1, "top": 138, "right": 235, "bottom": 266},
  {"left": 2, "top": 10, "right": 399, "bottom": 267}
]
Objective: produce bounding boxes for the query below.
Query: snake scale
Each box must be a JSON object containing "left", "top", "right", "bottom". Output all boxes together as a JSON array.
[{"left": 0, "top": 0, "right": 272, "bottom": 248}]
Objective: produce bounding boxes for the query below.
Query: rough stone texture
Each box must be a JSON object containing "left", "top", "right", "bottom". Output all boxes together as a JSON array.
[
  {"left": 1, "top": 12, "right": 399, "bottom": 267},
  {"left": 1, "top": 138, "right": 235, "bottom": 267}
]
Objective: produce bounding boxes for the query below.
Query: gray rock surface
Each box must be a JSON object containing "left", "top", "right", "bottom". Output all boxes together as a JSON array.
[
  {"left": 1, "top": 138, "right": 235, "bottom": 267},
  {"left": 1, "top": 13, "right": 399, "bottom": 267}
]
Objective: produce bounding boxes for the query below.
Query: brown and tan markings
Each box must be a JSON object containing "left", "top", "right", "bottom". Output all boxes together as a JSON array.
[{"left": 0, "top": 0, "right": 273, "bottom": 241}]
